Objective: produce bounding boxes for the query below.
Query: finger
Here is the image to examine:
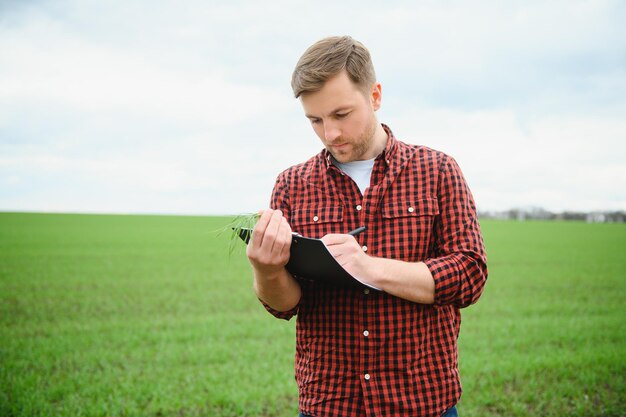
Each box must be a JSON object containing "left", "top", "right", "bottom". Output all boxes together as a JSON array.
[
  {"left": 251, "top": 209, "right": 274, "bottom": 248},
  {"left": 263, "top": 209, "right": 284, "bottom": 253},
  {"left": 272, "top": 216, "right": 292, "bottom": 259},
  {"left": 321, "top": 233, "right": 353, "bottom": 246},
  {"left": 279, "top": 231, "right": 292, "bottom": 261}
]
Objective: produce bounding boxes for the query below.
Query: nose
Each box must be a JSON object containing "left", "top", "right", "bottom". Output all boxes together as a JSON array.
[{"left": 323, "top": 121, "right": 341, "bottom": 143}]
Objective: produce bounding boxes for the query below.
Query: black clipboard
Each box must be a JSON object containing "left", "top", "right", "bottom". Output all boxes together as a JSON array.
[{"left": 237, "top": 228, "right": 380, "bottom": 290}]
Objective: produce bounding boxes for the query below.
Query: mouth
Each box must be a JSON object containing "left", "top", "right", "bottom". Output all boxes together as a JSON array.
[{"left": 331, "top": 143, "right": 349, "bottom": 151}]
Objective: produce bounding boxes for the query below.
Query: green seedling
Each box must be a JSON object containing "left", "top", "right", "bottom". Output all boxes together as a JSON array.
[{"left": 224, "top": 212, "right": 260, "bottom": 256}]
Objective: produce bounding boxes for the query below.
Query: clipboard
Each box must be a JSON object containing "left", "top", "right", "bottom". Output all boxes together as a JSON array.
[{"left": 237, "top": 228, "right": 380, "bottom": 290}]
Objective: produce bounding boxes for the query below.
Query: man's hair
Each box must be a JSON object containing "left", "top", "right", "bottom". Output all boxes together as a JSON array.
[{"left": 291, "top": 35, "right": 376, "bottom": 98}]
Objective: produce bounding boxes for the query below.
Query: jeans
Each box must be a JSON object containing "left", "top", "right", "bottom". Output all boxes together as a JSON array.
[
  {"left": 442, "top": 405, "right": 459, "bottom": 417},
  {"left": 299, "top": 405, "right": 458, "bottom": 417}
]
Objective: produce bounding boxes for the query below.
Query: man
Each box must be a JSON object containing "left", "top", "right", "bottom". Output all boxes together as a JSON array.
[{"left": 246, "top": 35, "right": 487, "bottom": 417}]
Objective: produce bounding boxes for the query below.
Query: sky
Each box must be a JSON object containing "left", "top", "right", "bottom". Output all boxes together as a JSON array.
[{"left": 1, "top": 0, "right": 625, "bottom": 215}]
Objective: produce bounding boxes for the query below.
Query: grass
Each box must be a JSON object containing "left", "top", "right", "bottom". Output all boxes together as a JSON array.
[
  {"left": 0, "top": 213, "right": 624, "bottom": 416},
  {"left": 458, "top": 221, "right": 625, "bottom": 416},
  {"left": 0, "top": 213, "right": 297, "bottom": 417}
]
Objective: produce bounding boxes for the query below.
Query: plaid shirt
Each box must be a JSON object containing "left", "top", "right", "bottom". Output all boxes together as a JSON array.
[{"left": 263, "top": 125, "right": 487, "bottom": 417}]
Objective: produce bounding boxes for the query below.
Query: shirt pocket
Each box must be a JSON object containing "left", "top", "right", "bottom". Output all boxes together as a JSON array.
[
  {"left": 380, "top": 197, "right": 439, "bottom": 261},
  {"left": 291, "top": 203, "right": 344, "bottom": 238}
]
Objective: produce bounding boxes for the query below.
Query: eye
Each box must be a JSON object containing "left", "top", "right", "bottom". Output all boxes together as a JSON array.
[
  {"left": 309, "top": 118, "right": 321, "bottom": 125},
  {"left": 336, "top": 112, "right": 350, "bottom": 119}
]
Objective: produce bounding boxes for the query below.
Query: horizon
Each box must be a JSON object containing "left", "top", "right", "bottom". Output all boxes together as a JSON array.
[{"left": 2, "top": 205, "right": 624, "bottom": 219}]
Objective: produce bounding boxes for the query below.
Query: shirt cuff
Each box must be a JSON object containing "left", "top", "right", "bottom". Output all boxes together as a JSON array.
[
  {"left": 424, "top": 256, "right": 461, "bottom": 307},
  {"left": 259, "top": 298, "right": 299, "bottom": 321},
  {"left": 424, "top": 252, "right": 487, "bottom": 308}
]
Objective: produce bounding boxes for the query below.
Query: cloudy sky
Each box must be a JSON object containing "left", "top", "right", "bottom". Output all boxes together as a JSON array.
[{"left": 1, "top": 0, "right": 625, "bottom": 215}]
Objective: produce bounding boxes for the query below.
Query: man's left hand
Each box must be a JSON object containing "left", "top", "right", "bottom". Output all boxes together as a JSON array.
[{"left": 321, "top": 233, "right": 376, "bottom": 285}]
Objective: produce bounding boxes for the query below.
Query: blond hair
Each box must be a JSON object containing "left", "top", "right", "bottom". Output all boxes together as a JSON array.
[{"left": 291, "top": 35, "right": 376, "bottom": 98}]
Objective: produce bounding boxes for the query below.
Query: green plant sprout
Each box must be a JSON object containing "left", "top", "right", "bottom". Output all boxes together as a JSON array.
[{"left": 223, "top": 212, "right": 260, "bottom": 256}]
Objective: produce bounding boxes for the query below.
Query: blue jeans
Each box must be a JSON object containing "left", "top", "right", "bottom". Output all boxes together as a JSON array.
[
  {"left": 299, "top": 405, "right": 458, "bottom": 417},
  {"left": 442, "top": 405, "right": 459, "bottom": 417}
]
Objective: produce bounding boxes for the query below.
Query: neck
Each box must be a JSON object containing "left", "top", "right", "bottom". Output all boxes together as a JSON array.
[{"left": 369, "top": 122, "right": 388, "bottom": 158}]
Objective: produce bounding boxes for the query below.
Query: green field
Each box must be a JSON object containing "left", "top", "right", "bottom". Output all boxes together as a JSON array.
[{"left": 0, "top": 213, "right": 624, "bottom": 416}]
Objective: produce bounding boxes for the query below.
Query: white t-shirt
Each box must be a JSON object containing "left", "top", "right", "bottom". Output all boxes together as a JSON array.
[{"left": 332, "top": 157, "right": 376, "bottom": 195}]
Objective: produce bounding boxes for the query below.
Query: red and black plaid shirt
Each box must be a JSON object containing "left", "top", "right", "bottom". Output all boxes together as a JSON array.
[{"left": 263, "top": 124, "right": 487, "bottom": 417}]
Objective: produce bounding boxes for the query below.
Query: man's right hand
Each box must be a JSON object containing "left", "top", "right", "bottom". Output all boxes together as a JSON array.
[{"left": 246, "top": 209, "right": 293, "bottom": 278}]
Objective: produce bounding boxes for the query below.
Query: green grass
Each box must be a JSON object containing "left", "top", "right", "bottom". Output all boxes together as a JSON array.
[
  {"left": 458, "top": 220, "right": 625, "bottom": 416},
  {"left": 0, "top": 213, "right": 297, "bottom": 417},
  {"left": 0, "top": 213, "right": 624, "bottom": 416}
]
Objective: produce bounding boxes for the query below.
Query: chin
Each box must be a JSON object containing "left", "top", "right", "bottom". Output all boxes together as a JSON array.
[{"left": 332, "top": 153, "right": 352, "bottom": 163}]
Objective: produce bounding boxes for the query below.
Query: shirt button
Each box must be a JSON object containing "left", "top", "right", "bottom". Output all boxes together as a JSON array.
[
  {"left": 408, "top": 207, "right": 415, "bottom": 213},
  {"left": 364, "top": 373, "right": 371, "bottom": 380},
  {"left": 363, "top": 288, "right": 370, "bottom": 295},
  {"left": 313, "top": 216, "right": 319, "bottom": 222},
  {"left": 356, "top": 205, "right": 362, "bottom": 211},
  {"left": 363, "top": 330, "right": 369, "bottom": 337},
  {"left": 362, "top": 245, "right": 368, "bottom": 252}
]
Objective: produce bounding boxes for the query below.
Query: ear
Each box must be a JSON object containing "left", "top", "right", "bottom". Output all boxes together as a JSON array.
[{"left": 370, "top": 82, "right": 382, "bottom": 111}]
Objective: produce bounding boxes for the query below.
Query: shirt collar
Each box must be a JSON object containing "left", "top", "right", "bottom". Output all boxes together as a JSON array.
[{"left": 379, "top": 123, "right": 398, "bottom": 167}]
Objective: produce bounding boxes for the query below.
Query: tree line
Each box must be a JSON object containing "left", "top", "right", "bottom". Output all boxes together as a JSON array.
[{"left": 478, "top": 207, "right": 625, "bottom": 223}]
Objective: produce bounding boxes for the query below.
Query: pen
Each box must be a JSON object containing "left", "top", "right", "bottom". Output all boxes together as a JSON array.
[{"left": 347, "top": 226, "right": 367, "bottom": 236}]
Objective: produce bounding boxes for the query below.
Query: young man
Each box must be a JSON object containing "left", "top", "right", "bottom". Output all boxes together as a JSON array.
[{"left": 246, "top": 36, "right": 487, "bottom": 417}]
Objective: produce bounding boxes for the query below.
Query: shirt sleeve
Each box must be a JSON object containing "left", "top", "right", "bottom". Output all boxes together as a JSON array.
[
  {"left": 258, "top": 298, "right": 299, "bottom": 321},
  {"left": 424, "top": 156, "right": 488, "bottom": 308},
  {"left": 257, "top": 169, "right": 300, "bottom": 321},
  {"left": 270, "top": 169, "right": 291, "bottom": 215}
]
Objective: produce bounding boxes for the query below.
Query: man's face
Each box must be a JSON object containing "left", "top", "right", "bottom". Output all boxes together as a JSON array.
[{"left": 300, "top": 71, "right": 382, "bottom": 163}]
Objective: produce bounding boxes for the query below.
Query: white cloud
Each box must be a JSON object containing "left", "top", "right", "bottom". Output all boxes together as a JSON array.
[
  {"left": 0, "top": 21, "right": 291, "bottom": 128},
  {"left": 0, "top": 0, "right": 624, "bottom": 215},
  {"left": 386, "top": 106, "right": 626, "bottom": 212}
]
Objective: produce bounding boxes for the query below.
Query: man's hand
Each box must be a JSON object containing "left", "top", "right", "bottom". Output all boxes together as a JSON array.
[
  {"left": 247, "top": 209, "right": 292, "bottom": 277},
  {"left": 321, "top": 233, "right": 375, "bottom": 285},
  {"left": 322, "top": 232, "right": 435, "bottom": 304}
]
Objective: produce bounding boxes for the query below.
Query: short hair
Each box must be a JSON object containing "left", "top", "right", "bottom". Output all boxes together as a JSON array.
[{"left": 291, "top": 35, "right": 376, "bottom": 98}]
